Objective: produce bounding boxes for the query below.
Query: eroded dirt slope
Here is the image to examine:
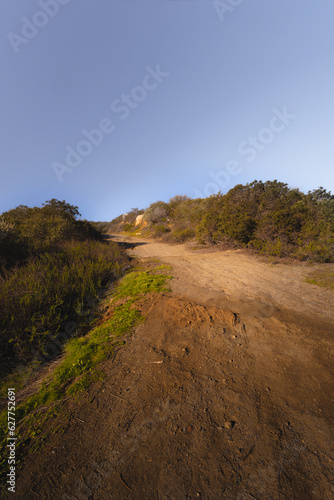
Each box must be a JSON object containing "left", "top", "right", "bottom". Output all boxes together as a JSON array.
[{"left": 14, "top": 236, "right": 334, "bottom": 500}]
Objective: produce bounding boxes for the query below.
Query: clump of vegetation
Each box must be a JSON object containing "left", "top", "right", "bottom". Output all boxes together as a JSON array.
[
  {"left": 110, "top": 181, "right": 334, "bottom": 262},
  {"left": 0, "top": 199, "right": 101, "bottom": 270},
  {"left": 109, "top": 195, "right": 208, "bottom": 242},
  {"left": 196, "top": 181, "right": 334, "bottom": 261},
  {"left": 143, "top": 201, "right": 170, "bottom": 224},
  {"left": 153, "top": 224, "right": 170, "bottom": 237},
  {"left": 168, "top": 228, "right": 196, "bottom": 243},
  {"left": 306, "top": 269, "right": 334, "bottom": 290},
  {"left": 0, "top": 200, "right": 129, "bottom": 374},
  {"left": 107, "top": 208, "right": 144, "bottom": 234},
  {"left": 0, "top": 241, "right": 128, "bottom": 363},
  {"left": 114, "top": 269, "right": 172, "bottom": 300}
]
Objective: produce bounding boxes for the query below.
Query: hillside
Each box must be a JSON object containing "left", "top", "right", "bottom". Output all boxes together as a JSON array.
[
  {"left": 1, "top": 191, "right": 333, "bottom": 499},
  {"left": 109, "top": 181, "right": 334, "bottom": 262},
  {"left": 7, "top": 233, "right": 334, "bottom": 499}
]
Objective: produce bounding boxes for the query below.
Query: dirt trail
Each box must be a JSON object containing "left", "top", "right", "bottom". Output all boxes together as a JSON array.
[
  {"left": 114, "top": 235, "right": 334, "bottom": 323},
  {"left": 14, "top": 236, "right": 334, "bottom": 500}
]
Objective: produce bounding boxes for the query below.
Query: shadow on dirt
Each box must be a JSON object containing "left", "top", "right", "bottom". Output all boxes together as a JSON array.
[{"left": 103, "top": 234, "right": 147, "bottom": 251}]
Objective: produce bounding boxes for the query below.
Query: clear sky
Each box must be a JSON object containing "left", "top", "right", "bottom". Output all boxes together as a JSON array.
[{"left": 1, "top": 0, "right": 333, "bottom": 221}]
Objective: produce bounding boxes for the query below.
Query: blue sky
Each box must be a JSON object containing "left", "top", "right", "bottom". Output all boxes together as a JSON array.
[{"left": 1, "top": 0, "right": 333, "bottom": 221}]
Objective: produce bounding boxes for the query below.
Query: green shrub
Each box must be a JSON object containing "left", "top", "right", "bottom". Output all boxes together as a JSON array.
[
  {"left": 123, "top": 223, "right": 134, "bottom": 232},
  {"left": 264, "top": 237, "right": 285, "bottom": 257},
  {"left": 0, "top": 218, "right": 28, "bottom": 270},
  {"left": 1, "top": 199, "right": 102, "bottom": 272},
  {"left": 295, "top": 236, "right": 334, "bottom": 262},
  {"left": 306, "top": 269, "right": 334, "bottom": 289},
  {"left": 169, "top": 228, "right": 195, "bottom": 243},
  {"left": 143, "top": 201, "right": 170, "bottom": 223},
  {"left": 194, "top": 181, "right": 334, "bottom": 261},
  {"left": 154, "top": 224, "right": 170, "bottom": 237}
]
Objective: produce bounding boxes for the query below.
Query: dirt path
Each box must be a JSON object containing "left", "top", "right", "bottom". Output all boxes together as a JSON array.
[
  {"left": 14, "top": 236, "right": 334, "bottom": 500},
  {"left": 113, "top": 235, "right": 334, "bottom": 323}
]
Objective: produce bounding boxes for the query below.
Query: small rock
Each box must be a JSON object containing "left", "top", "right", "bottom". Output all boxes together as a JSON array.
[{"left": 224, "top": 421, "right": 236, "bottom": 430}]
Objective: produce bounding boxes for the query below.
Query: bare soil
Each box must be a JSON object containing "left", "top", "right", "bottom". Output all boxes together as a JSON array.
[{"left": 12, "top": 236, "right": 334, "bottom": 500}]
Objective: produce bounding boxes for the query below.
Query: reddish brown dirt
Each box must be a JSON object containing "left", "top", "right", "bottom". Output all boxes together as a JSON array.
[{"left": 11, "top": 236, "right": 334, "bottom": 499}]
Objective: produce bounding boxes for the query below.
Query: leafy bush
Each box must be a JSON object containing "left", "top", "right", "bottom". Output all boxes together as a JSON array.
[
  {"left": 168, "top": 195, "right": 191, "bottom": 213},
  {"left": 170, "top": 197, "right": 208, "bottom": 227},
  {"left": 169, "top": 228, "right": 195, "bottom": 243},
  {"left": 195, "top": 180, "right": 334, "bottom": 261},
  {"left": 295, "top": 236, "right": 334, "bottom": 262},
  {"left": 123, "top": 223, "right": 134, "bottom": 232},
  {"left": 0, "top": 218, "right": 28, "bottom": 269},
  {"left": 153, "top": 224, "right": 170, "bottom": 237},
  {"left": 0, "top": 199, "right": 130, "bottom": 372},
  {"left": 144, "top": 201, "right": 170, "bottom": 223},
  {"left": 0, "top": 199, "right": 102, "bottom": 272}
]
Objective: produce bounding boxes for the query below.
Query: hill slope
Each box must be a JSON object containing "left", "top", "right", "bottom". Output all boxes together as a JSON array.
[{"left": 13, "top": 235, "right": 334, "bottom": 499}]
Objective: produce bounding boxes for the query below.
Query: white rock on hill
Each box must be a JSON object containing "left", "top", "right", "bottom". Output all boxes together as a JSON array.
[{"left": 135, "top": 214, "right": 144, "bottom": 226}]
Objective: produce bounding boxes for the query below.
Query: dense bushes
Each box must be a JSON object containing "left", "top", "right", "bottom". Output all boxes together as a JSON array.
[
  {"left": 143, "top": 201, "right": 170, "bottom": 223},
  {"left": 0, "top": 199, "right": 102, "bottom": 271},
  {"left": 0, "top": 217, "right": 27, "bottom": 270},
  {"left": 168, "top": 228, "right": 196, "bottom": 243},
  {"left": 142, "top": 196, "right": 208, "bottom": 242},
  {"left": 0, "top": 200, "right": 129, "bottom": 370},
  {"left": 110, "top": 180, "right": 334, "bottom": 262},
  {"left": 0, "top": 241, "right": 128, "bottom": 361},
  {"left": 196, "top": 181, "right": 334, "bottom": 260}
]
